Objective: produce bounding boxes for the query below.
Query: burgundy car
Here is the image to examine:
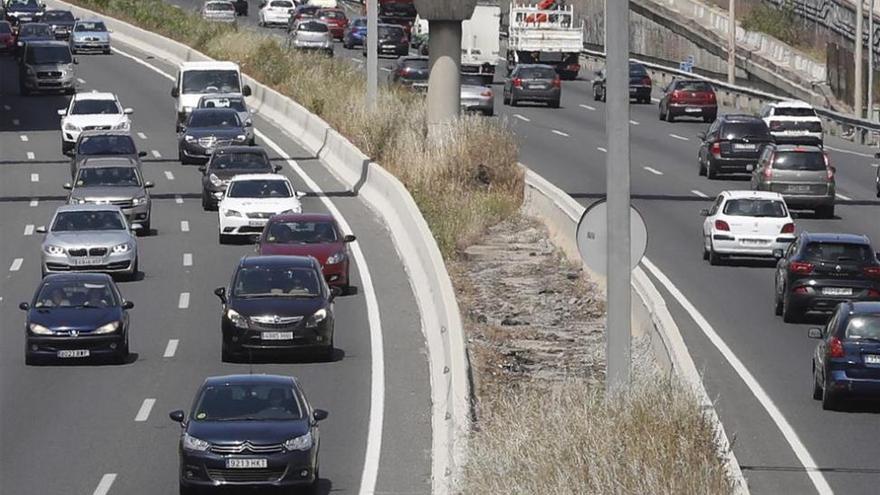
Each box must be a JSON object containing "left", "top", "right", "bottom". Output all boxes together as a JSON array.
[
  {"left": 317, "top": 8, "right": 348, "bottom": 40},
  {"left": 658, "top": 79, "right": 717, "bottom": 123},
  {"left": 258, "top": 213, "right": 356, "bottom": 290},
  {"left": 0, "top": 21, "right": 15, "bottom": 53}
]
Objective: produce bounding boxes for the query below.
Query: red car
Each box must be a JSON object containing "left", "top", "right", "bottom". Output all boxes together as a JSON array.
[
  {"left": 258, "top": 213, "right": 356, "bottom": 291},
  {"left": 0, "top": 21, "right": 16, "bottom": 53},
  {"left": 317, "top": 8, "right": 348, "bottom": 40},
  {"left": 658, "top": 79, "right": 718, "bottom": 123}
]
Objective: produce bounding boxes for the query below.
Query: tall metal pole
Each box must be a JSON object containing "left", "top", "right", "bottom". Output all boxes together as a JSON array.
[
  {"left": 727, "top": 0, "right": 735, "bottom": 84},
  {"left": 856, "top": 0, "right": 864, "bottom": 118},
  {"left": 870, "top": 0, "right": 875, "bottom": 120},
  {"left": 366, "top": 0, "right": 378, "bottom": 110},
  {"left": 605, "top": 0, "right": 631, "bottom": 391}
]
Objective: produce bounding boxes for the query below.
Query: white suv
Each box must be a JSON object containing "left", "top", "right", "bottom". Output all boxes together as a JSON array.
[
  {"left": 58, "top": 92, "right": 133, "bottom": 154},
  {"left": 218, "top": 174, "right": 304, "bottom": 243},
  {"left": 760, "top": 100, "right": 823, "bottom": 146}
]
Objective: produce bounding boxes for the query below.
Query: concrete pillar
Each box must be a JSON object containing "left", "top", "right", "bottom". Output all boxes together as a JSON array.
[{"left": 426, "top": 20, "right": 462, "bottom": 138}]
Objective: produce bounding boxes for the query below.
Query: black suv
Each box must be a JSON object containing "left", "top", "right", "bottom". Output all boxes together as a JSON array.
[
  {"left": 199, "top": 146, "right": 280, "bottom": 210},
  {"left": 592, "top": 61, "right": 652, "bottom": 104},
  {"left": 774, "top": 233, "right": 880, "bottom": 322},
  {"left": 698, "top": 114, "right": 773, "bottom": 179}
]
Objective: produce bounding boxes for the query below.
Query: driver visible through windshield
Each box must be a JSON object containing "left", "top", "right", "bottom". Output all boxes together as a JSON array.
[
  {"left": 192, "top": 384, "right": 303, "bottom": 421},
  {"left": 182, "top": 70, "right": 241, "bottom": 95},
  {"left": 76, "top": 167, "right": 142, "bottom": 187},
  {"left": 233, "top": 266, "right": 321, "bottom": 298},
  {"left": 51, "top": 210, "right": 127, "bottom": 232},
  {"left": 34, "top": 280, "right": 118, "bottom": 309}
]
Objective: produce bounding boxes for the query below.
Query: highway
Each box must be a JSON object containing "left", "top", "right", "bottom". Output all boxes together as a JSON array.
[{"left": 0, "top": 34, "right": 431, "bottom": 494}]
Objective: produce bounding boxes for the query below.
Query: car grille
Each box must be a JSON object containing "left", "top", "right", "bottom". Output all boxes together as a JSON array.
[
  {"left": 85, "top": 37, "right": 102, "bottom": 42},
  {"left": 89, "top": 247, "right": 108, "bottom": 256},
  {"left": 246, "top": 212, "right": 275, "bottom": 219},
  {"left": 206, "top": 468, "right": 285, "bottom": 483},
  {"left": 67, "top": 248, "right": 87, "bottom": 257},
  {"left": 37, "top": 71, "right": 62, "bottom": 79},
  {"left": 198, "top": 137, "right": 233, "bottom": 148},
  {"left": 211, "top": 442, "right": 284, "bottom": 454},
  {"left": 250, "top": 315, "right": 303, "bottom": 331},
  {"left": 65, "top": 247, "right": 108, "bottom": 257},
  {"left": 83, "top": 125, "right": 112, "bottom": 131},
  {"left": 87, "top": 198, "right": 133, "bottom": 208}
]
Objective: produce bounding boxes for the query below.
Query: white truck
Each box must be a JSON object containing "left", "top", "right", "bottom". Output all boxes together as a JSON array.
[{"left": 507, "top": 1, "right": 584, "bottom": 80}]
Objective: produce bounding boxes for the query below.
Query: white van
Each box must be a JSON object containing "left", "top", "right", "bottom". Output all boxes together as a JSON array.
[{"left": 170, "top": 61, "right": 252, "bottom": 131}]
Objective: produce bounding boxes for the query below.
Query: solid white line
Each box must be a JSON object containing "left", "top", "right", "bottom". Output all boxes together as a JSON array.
[
  {"left": 9, "top": 258, "right": 23, "bottom": 272},
  {"left": 180, "top": 220, "right": 189, "bottom": 232},
  {"left": 513, "top": 114, "right": 530, "bottom": 122},
  {"left": 579, "top": 103, "right": 596, "bottom": 111},
  {"left": 183, "top": 253, "right": 192, "bottom": 266},
  {"left": 651, "top": 97, "right": 661, "bottom": 103},
  {"left": 836, "top": 193, "right": 852, "bottom": 201},
  {"left": 12, "top": 118, "right": 19, "bottom": 126},
  {"left": 178, "top": 292, "right": 190, "bottom": 309},
  {"left": 641, "top": 258, "right": 833, "bottom": 494},
  {"left": 691, "top": 189, "right": 708, "bottom": 198},
  {"left": 175, "top": 195, "right": 183, "bottom": 204},
  {"left": 24, "top": 224, "right": 34, "bottom": 236},
  {"left": 151, "top": 150, "right": 161, "bottom": 158},
  {"left": 164, "top": 170, "right": 175, "bottom": 180},
  {"left": 629, "top": 119, "right": 640, "bottom": 125},
  {"left": 137, "top": 132, "right": 147, "bottom": 140},
  {"left": 551, "top": 129, "right": 569, "bottom": 137},
  {"left": 597, "top": 146, "right": 607, "bottom": 153},
  {"left": 643, "top": 166, "right": 663, "bottom": 175},
  {"left": 29, "top": 199, "right": 38, "bottom": 207},
  {"left": 30, "top": 173, "right": 38, "bottom": 182},
  {"left": 19, "top": 135, "right": 28, "bottom": 142},
  {"left": 824, "top": 145, "right": 874, "bottom": 158},
  {"left": 26, "top": 152, "right": 35, "bottom": 160},
  {"left": 164, "top": 339, "right": 179, "bottom": 358},
  {"left": 92, "top": 474, "right": 117, "bottom": 495},
  {"left": 134, "top": 398, "right": 156, "bottom": 422},
  {"left": 669, "top": 133, "right": 689, "bottom": 141},
  {"left": 351, "top": 58, "right": 364, "bottom": 64}
]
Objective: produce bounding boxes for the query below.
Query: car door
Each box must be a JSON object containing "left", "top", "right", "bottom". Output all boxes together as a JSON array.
[
  {"left": 816, "top": 311, "right": 838, "bottom": 383},
  {"left": 751, "top": 146, "right": 773, "bottom": 190},
  {"left": 776, "top": 236, "right": 799, "bottom": 294},
  {"left": 704, "top": 194, "right": 724, "bottom": 247}
]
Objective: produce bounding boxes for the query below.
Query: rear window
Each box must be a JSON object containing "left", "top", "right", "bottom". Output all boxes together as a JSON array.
[
  {"left": 772, "top": 151, "right": 826, "bottom": 171},
  {"left": 721, "top": 122, "right": 770, "bottom": 140},
  {"left": 378, "top": 25, "right": 404, "bottom": 39},
  {"left": 675, "top": 81, "right": 713, "bottom": 92},
  {"left": 270, "top": 0, "right": 293, "bottom": 6},
  {"left": 461, "top": 74, "right": 486, "bottom": 86},
  {"left": 774, "top": 106, "right": 816, "bottom": 117},
  {"left": 722, "top": 199, "right": 787, "bottom": 218},
  {"left": 629, "top": 63, "right": 647, "bottom": 76},
  {"left": 518, "top": 67, "right": 557, "bottom": 79},
  {"left": 206, "top": 2, "right": 234, "bottom": 11},
  {"left": 845, "top": 316, "right": 880, "bottom": 340},
  {"left": 299, "top": 21, "right": 329, "bottom": 32},
  {"left": 43, "top": 11, "right": 75, "bottom": 21},
  {"left": 802, "top": 242, "right": 873, "bottom": 263}
]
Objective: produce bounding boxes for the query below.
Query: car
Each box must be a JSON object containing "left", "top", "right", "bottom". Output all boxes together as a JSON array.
[
  {"left": 69, "top": 130, "right": 146, "bottom": 177},
  {"left": 218, "top": 174, "right": 303, "bottom": 242},
  {"left": 774, "top": 232, "right": 880, "bottom": 323},
  {"left": 876, "top": 152, "right": 880, "bottom": 198},
  {"left": 379, "top": 16, "right": 413, "bottom": 39},
  {"left": 362, "top": 23, "right": 408, "bottom": 57},
  {"left": 341, "top": 15, "right": 365, "bottom": 48},
  {"left": 287, "top": 19, "right": 333, "bottom": 56},
  {"left": 18, "top": 40, "right": 75, "bottom": 95},
  {"left": 169, "top": 374, "right": 328, "bottom": 493},
  {"left": 700, "top": 190, "right": 795, "bottom": 265},
  {"left": 460, "top": 73, "right": 494, "bottom": 116},
  {"left": 38, "top": 204, "right": 140, "bottom": 280},
  {"left": 65, "top": 156, "right": 154, "bottom": 233},
  {"left": 69, "top": 18, "right": 111, "bottom": 54},
  {"left": 41, "top": 9, "right": 74, "bottom": 39},
  {"left": 196, "top": 93, "right": 254, "bottom": 143},
  {"left": 0, "top": 20, "right": 14, "bottom": 53},
  {"left": 258, "top": 0, "right": 295, "bottom": 27},
  {"left": 19, "top": 273, "right": 133, "bottom": 365},
  {"left": 215, "top": 256, "right": 337, "bottom": 361},
  {"left": 760, "top": 100, "right": 823, "bottom": 146},
  {"left": 316, "top": 8, "right": 347, "bottom": 40},
  {"left": 750, "top": 143, "right": 836, "bottom": 218},
  {"left": 171, "top": 61, "right": 251, "bottom": 132},
  {"left": 199, "top": 146, "right": 280, "bottom": 210},
  {"left": 502, "top": 63, "right": 561, "bottom": 108},
  {"left": 308, "top": 0, "right": 337, "bottom": 7},
  {"left": 178, "top": 108, "right": 251, "bottom": 164},
  {"left": 592, "top": 61, "right": 652, "bottom": 103},
  {"left": 389, "top": 55, "right": 428, "bottom": 89},
  {"left": 258, "top": 213, "right": 356, "bottom": 290},
  {"left": 658, "top": 79, "right": 717, "bottom": 123},
  {"left": 809, "top": 301, "right": 880, "bottom": 410},
  {"left": 231, "top": 0, "right": 248, "bottom": 16},
  {"left": 697, "top": 114, "right": 773, "bottom": 179},
  {"left": 13, "top": 21, "right": 50, "bottom": 59},
  {"left": 201, "top": 0, "right": 237, "bottom": 24},
  {"left": 288, "top": 4, "right": 321, "bottom": 29},
  {"left": 4, "top": 0, "right": 44, "bottom": 26},
  {"left": 58, "top": 91, "right": 133, "bottom": 154}
]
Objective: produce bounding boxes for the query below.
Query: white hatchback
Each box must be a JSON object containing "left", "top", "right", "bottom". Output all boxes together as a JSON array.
[
  {"left": 59, "top": 92, "right": 133, "bottom": 154},
  {"left": 258, "top": 0, "right": 295, "bottom": 27},
  {"left": 218, "top": 174, "right": 304, "bottom": 243},
  {"left": 701, "top": 190, "right": 796, "bottom": 265}
]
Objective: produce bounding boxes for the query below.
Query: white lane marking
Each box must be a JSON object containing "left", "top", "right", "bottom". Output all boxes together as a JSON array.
[
  {"left": 137, "top": 132, "right": 147, "bottom": 140},
  {"left": 824, "top": 145, "right": 874, "bottom": 158},
  {"left": 597, "top": 146, "right": 607, "bottom": 153},
  {"left": 76, "top": 78, "right": 86, "bottom": 84},
  {"left": 151, "top": 150, "right": 161, "bottom": 158},
  {"left": 164, "top": 339, "right": 179, "bottom": 358},
  {"left": 175, "top": 195, "right": 183, "bottom": 204},
  {"left": 183, "top": 253, "right": 192, "bottom": 266},
  {"left": 19, "top": 135, "right": 28, "bottom": 142},
  {"left": 9, "top": 258, "right": 23, "bottom": 272},
  {"left": 164, "top": 170, "right": 175, "bottom": 181},
  {"left": 651, "top": 97, "right": 661, "bottom": 103},
  {"left": 691, "top": 189, "right": 708, "bottom": 198},
  {"left": 836, "top": 192, "right": 852, "bottom": 201},
  {"left": 255, "top": 129, "right": 386, "bottom": 495},
  {"left": 92, "top": 474, "right": 117, "bottom": 495},
  {"left": 380, "top": 67, "right": 391, "bottom": 72},
  {"left": 579, "top": 103, "right": 596, "bottom": 111},
  {"left": 24, "top": 224, "right": 34, "bottom": 236},
  {"left": 669, "top": 133, "right": 689, "bottom": 141},
  {"left": 26, "top": 152, "right": 35, "bottom": 160},
  {"left": 134, "top": 398, "right": 156, "bottom": 422},
  {"left": 29, "top": 199, "right": 38, "bottom": 207},
  {"left": 351, "top": 58, "right": 364, "bottom": 65},
  {"left": 30, "top": 173, "right": 38, "bottom": 182},
  {"left": 643, "top": 166, "right": 663, "bottom": 175},
  {"left": 551, "top": 129, "right": 569, "bottom": 137},
  {"left": 872, "top": 163, "right": 880, "bottom": 168},
  {"left": 641, "top": 258, "right": 833, "bottom": 494},
  {"left": 12, "top": 118, "right": 20, "bottom": 126},
  {"left": 629, "top": 119, "right": 640, "bottom": 125},
  {"left": 178, "top": 292, "right": 190, "bottom": 309},
  {"left": 513, "top": 114, "right": 530, "bottom": 122},
  {"left": 180, "top": 220, "right": 190, "bottom": 232}
]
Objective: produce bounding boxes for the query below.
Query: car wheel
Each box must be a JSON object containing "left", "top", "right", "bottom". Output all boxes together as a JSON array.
[
  {"left": 126, "top": 257, "right": 139, "bottom": 282},
  {"left": 142, "top": 220, "right": 151, "bottom": 236},
  {"left": 706, "top": 159, "right": 718, "bottom": 180},
  {"left": 665, "top": 108, "right": 674, "bottom": 123},
  {"left": 549, "top": 98, "right": 560, "bottom": 109},
  {"left": 658, "top": 104, "right": 665, "bottom": 121},
  {"left": 103, "top": 48, "right": 111, "bottom": 55},
  {"left": 698, "top": 157, "right": 707, "bottom": 176},
  {"left": 483, "top": 108, "right": 494, "bottom": 117},
  {"left": 782, "top": 292, "right": 799, "bottom": 323},
  {"left": 19, "top": 83, "right": 30, "bottom": 96},
  {"left": 703, "top": 114, "right": 715, "bottom": 123},
  {"left": 179, "top": 482, "right": 199, "bottom": 495},
  {"left": 702, "top": 242, "right": 709, "bottom": 261},
  {"left": 201, "top": 192, "right": 210, "bottom": 210},
  {"left": 510, "top": 95, "right": 518, "bottom": 107},
  {"left": 816, "top": 204, "right": 834, "bottom": 219},
  {"left": 708, "top": 243, "right": 722, "bottom": 266},
  {"left": 593, "top": 86, "right": 601, "bottom": 101},
  {"left": 821, "top": 377, "right": 840, "bottom": 410},
  {"left": 774, "top": 287, "right": 783, "bottom": 316},
  {"left": 812, "top": 364, "right": 823, "bottom": 400}
]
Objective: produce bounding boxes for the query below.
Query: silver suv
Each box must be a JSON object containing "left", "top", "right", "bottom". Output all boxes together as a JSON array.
[
  {"left": 64, "top": 156, "right": 153, "bottom": 233},
  {"left": 750, "top": 144, "right": 836, "bottom": 218},
  {"left": 18, "top": 40, "right": 76, "bottom": 95}
]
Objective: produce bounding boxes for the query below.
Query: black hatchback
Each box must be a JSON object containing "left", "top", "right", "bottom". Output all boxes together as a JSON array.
[
  {"left": 774, "top": 233, "right": 880, "bottom": 323},
  {"left": 390, "top": 55, "right": 429, "bottom": 89},
  {"left": 698, "top": 114, "right": 773, "bottom": 179},
  {"left": 199, "top": 146, "right": 280, "bottom": 210},
  {"left": 170, "top": 374, "right": 328, "bottom": 494},
  {"left": 215, "top": 255, "right": 338, "bottom": 362}
]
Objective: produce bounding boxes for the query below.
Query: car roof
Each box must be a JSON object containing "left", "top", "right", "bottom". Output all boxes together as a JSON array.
[
  {"left": 801, "top": 232, "right": 871, "bottom": 244},
  {"left": 229, "top": 173, "right": 289, "bottom": 182},
  {"left": 401, "top": 56, "right": 429, "bottom": 62},
  {"left": 180, "top": 61, "right": 240, "bottom": 71},
  {"left": 191, "top": 107, "right": 239, "bottom": 115},
  {"left": 25, "top": 40, "right": 69, "bottom": 48},
  {"left": 721, "top": 190, "right": 784, "bottom": 201},
  {"left": 515, "top": 63, "right": 557, "bottom": 70},
  {"left": 212, "top": 145, "right": 267, "bottom": 155},
  {"left": 240, "top": 255, "right": 316, "bottom": 268},
  {"left": 198, "top": 93, "right": 244, "bottom": 101},
  {"left": 72, "top": 91, "right": 117, "bottom": 101},
  {"left": 772, "top": 144, "right": 824, "bottom": 153},
  {"left": 845, "top": 301, "right": 880, "bottom": 314},
  {"left": 42, "top": 272, "right": 114, "bottom": 283},
  {"left": 770, "top": 100, "right": 813, "bottom": 108},
  {"left": 74, "top": 19, "right": 106, "bottom": 25},
  {"left": 78, "top": 129, "right": 134, "bottom": 138},
  {"left": 719, "top": 114, "right": 763, "bottom": 122},
  {"left": 21, "top": 22, "right": 50, "bottom": 28},
  {"left": 80, "top": 156, "right": 139, "bottom": 168},
  {"left": 269, "top": 213, "right": 335, "bottom": 223},
  {"left": 55, "top": 203, "right": 125, "bottom": 213},
  {"left": 202, "top": 374, "right": 297, "bottom": 388}
]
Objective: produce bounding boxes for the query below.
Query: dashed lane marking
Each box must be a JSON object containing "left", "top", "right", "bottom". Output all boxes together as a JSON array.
[
  {"left": 669, "top": 133, "right": 689, "bottom": 141},
  {"left": 134, "top": 398, "right": 156, "bottom": 422},
  {"left": 551, "top": 129, "right": 569, "bottom": 137},
  {"left": 137, "top": 132, "right": 147, "bottom": 140},
  {"left": 12, "top": 118, "right": 19, "bottom": 126},
  {"left": 26, "top": 152, "right": 35, "bottom": 160},
  {"left": 30, "top": 173, "right": 38, "bottom": 182},
  {"left": 164, "top": 339, "right": 179, "bottom": 358},
  {"left": 643, "top": 166, "right": 664, "bottom": 175},
  {"left": 29, "top": 199, "right": 38, "bottom": 207},
  {"left": 151, "top": 150, "right": 161, "bottom": 158},
  {"left": 178, "top": 292, "right": 190, "bottom": 309},
  {"left": 92, "top": 474, "right": 117, "bottom": 495},
  {"left": 579, "top": 104, "right": 596, "bottom": 111},
  {"left": 630, "top": 120, "right": 639, "bottom": 125},
  {"left": 836, "top": 192, "right": 852, "bottom": 201},
  {"left": 9, "top": 258, "right": 23, "bottom": 272},
  {"left": 513, "top": 114, "right": 530, "bottom": 122},
  {"left": 175, "top": 195, "right": 183, "bottom": 204},
  {"left": 164, "top": 171, "right": 175, "bottom": 181},
  {"left": 691, "top": 189, "right": 708, "bottom": 198},
  {"left": 183, "top": 253, "right": 192, "bottom": 266},
  {"left": 597, "top": 147, "right": 607, "bottom": 153},
  {"left": 180, "top": 220, "right": 190, "bottom": 232},
  {"left": 24, "top": 225, "right": 34, "bottom": 236},
  {"left": 19, "top": 135, "right": 28, "bottom": 142}
]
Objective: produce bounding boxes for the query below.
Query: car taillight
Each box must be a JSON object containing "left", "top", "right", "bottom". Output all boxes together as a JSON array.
[
  {"left": 481, "top": 90, "right": 493, "bottom": 97},
  {"left": 714, "top": 219, "right": 730, "bottom": 231},
  {"left": 670, "top": 90, "right": 682, "bottom": 102},
  {"left": 827, "top": 337, "right": 845, "bottom": 358},
  {"left": 512, "top": 78, "right": 522, "bottom": 88},
  {"left": 641, "top": 76, "right": 651, "bottom": 86},
  {"left": 710, "top": 142, "right": 721, "bottom": 156},
  {"left": 789, "top": 261, "right": 814, "bottom": 274},
  {"left": 707, "top": 92, "right": 716, "bottom": 103},
  {"left": 552, "top": 77, "right": 561, "bottom": 88},
  {"left": 824, "top": 154, "right": 834, "bottom": 179},
  {"left": 868, "top": 288, "right": 880, "bottom": 297},
  {"left": 781, "top": 223, "right": 795, "bottom": 234},
  {"left": 763, "top": 166, "right": 773, "bottom": 180},
  {"left": 863, "top": 266, "right": 880, "bottom": 278}
]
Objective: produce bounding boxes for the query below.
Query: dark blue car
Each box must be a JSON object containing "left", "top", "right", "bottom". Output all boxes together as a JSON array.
[
  {"left": 341, "top": 16, "right": 365, "bottom": 49},
  {"left": 810, "top": 301, "right": 880, "bottom": 410},
  {"left": 19, "top": 273, "right": 133, "bottom": 365}
]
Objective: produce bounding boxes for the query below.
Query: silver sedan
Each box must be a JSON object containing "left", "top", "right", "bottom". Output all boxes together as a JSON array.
[{"left": 461, "top": 74, "right": 495, "bottom": 117}]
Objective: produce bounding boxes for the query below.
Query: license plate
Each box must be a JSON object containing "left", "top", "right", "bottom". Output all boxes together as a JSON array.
[
  {"left": 734, "top": 143, "right": 756, "bottom": 150},
  {"left": 684, "top": 107, "right": 701, "bottom": 113},
  {"left": 864, "top": 354, "right": 880, "bottom": 365},
  {"left": 740, "top": 239, "right": 767, "bottom": 245},
  {"left": 822, "top": 287, "right": 853, "bottom": 296},
  {"left": 247, "top": 220, "right": 266, "bottom": 227},
  {"left": 262, "top": 331, "right": 294, "bottom": 340},
  {"left": 530, "top": 84, "right": 548, "bottom": 89},
  {"left": 73, "top": 257, "right": 103, "bottom": 266},
  {"left": 786, "top": 185, "right": 812, "bottom": 193},
  {"left": 226, "top": 458, "right": 267, "bottom": 469},
  {"left": 629, "top": 87, "right": 637, "bottom": 93},
  {"left": 57, "top": 349, "right": 89, "bottom": 358}
]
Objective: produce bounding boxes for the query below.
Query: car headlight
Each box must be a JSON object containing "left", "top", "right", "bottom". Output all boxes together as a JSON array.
[
  {"left": 29, "top": 323, "right": 54, "bottom": 335},
  {"left": 112, "top": 243, "right": 131, "bottom": 253},
  {"left": 326, "top": 251, "right": 346, "bottom": 265},
  {"left": 63, "top": 122, "right": 79, "bottom": 131},
  {"left": 223, "top": 209, "right": 242, "bottom": 217},
  {"left": 209, "top": 173, "right": 223, "bottom": 187},
  {"left": 226, "top": 308, "right": 249, "bottom": 328},
  {"left": 184, "top": 135, "right": 195, "bottom": 142},
  {"left": 94, "top": 321, "right": 120, "bottom": 334},
  {"left": 44, "top": 245, "right": 65, "bottom": 255},
  {"left": 26, "top": 67, "right": 36, "bottom": 76},
  {"left": 58, "top": 69, "right": 68, "bottom": 77},
  {"left": 306, "top": 308, "right": 327, "bottom": 328},
  {"left": 131, "top": 195, "right": 147, "bottom": 206},
  {"left": 283, "top": 431, "right": 312, "bottom": 451},
  {"left": 235, "top": 134, "right": 247, "bottom": 142},
  {"left": 183, "top": 106, "right": 193, "bottom": 114},
  {"left": 113, "top": 121, "right": 130, "bottom": 130},
  {"left": 182, "top": 433, "right": 211, "bottom": 452}
]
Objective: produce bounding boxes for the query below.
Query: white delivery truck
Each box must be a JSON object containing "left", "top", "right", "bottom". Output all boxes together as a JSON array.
[{"left": 507, "top": 1, "right": 584, "bottom": 79}]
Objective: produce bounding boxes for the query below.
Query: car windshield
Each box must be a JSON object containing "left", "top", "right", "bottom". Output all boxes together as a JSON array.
[
  {"left": 299, "top": 21, "right": 328, "bottom": 32},
  {"left": 773, "top": 151, "right": 826, "bottom": 171},
  {"left": 51, "top": 210, "right": 126, "bottom": 232},
  {"left": 199, "top": 97, "right": 246, "bottom": 112},
  {"left": 78, "top": 135, "right": 136, "bottom": 155},
  {"left": 192, "top": 384, "right": 303, "bottom": 421},
  {"left": 210, "top": 152, "right": 269, "bottom": 170},
  {"left": 34, "top": 280, "right": 117, "bottom": 308},
  {"left": 75, "top": 22, "right": 107, "bottom": 32},
  {"left": 26, "top": 45, "right": 72, "bottom": 64},
  {"left": 233, "top": 266, "right": 321, "bottom": 297},
  {"left": 722, "top": 199, "right": 787, "bottom": 218},
  {"left": 378, "top": 25, "right": 403, "bottom": 39},
  {"left": 44, "top": 11, "right": 75, "bottom": 21},
  {"left": 10, "top": 0, "right": 38, "bottom": 8},
  {"left": 775, "top": 106, "right": 816, "bottom": 117},
  {"left": 845, "top": 315, "right": 880, "bottom": 341},
  {"left": 227, "top": 179, "right": 291, "bottom": 198},
  {"left": 270, "top": 0, "right": 293, "bottom": 6},
  {"left": 675, "top": 81, "right": 712, "bottom": 92},
  {"left": 76, "top": 167, "right": 141, "bottom": 187},
  {"left": 71, "top": 99, "right": 121, "bottom": 115},
  {"left": 0, "top": 23, "right": 11, "bottom": 35},
  {"left": 266, "top": 220, "right": 338, "bottom": 244},
  {"left": 182, "top": 69, "right": 241, "bottom": 94},
  {"left": 189, "top": 110, "right": 241, "bottom": 128},
  {"left": 21, "top": 24, "right": 52, "bottom": 37},
  {"left": 206, "top": 2, "right": 234, "bottom": 11},
  {"left": 380, "top": 2, "right": 416, "bottom": 17},
  {"left": 802, "top": 242, "right": 873, "bottom": 263},
  {"left": 352, "top": 18, "right": 366, "bottom": 27},
  {"left": 518, "top": 67, "right": 557, "bottom": 80},
  {"left": 722, "top": 122, "right": 770, "bottom": 139}
]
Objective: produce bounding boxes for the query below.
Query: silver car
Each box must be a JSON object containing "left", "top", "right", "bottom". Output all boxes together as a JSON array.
[
  {"left": 461, "top": 73, "right": 494, "bottom": 116},
  {"left": 70, "top": 19, "right": 111, "bottom": 54},
  {"left": 64, "top": 156, "right": 154, "bottom": 233},
  {"left": 197, "top": 93, "right": 254, "bottom": 143},
  {"left": 287, "top": 19, "right": 333, "bottom": 56},
  {"left": 202, "top": 1, "right": 237, "bottom": 23},
  {"left": 38, "top": 205, "right": 140, "bottom": 280},
  {"left": 750, "top": 143, "right": 836, "bottom": 218}
]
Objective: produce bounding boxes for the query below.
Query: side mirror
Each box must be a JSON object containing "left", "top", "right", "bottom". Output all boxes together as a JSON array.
[
  {"left": 169, "top": 410, "right": 185, "bottom": 423},
  {"left": 144, "top": 181, "right": 154, "bottom": 188},
  {"left": 245, "top": 119, "right": 253, "bottom": 127},
  {"left": 329, "top": 287, "right": 342, "bottom": 300},
  {"left": 312, "top": 409, "right": 329, "bottom": 422},
  {"left": 830, "top": 166, "right": 837, "bottom": 174},
  {"left": 130, "top": 223, "right": 144, "bottom": 232},
  {"left": 122, "top": 300, "right": 134, "bottom": 310},
  {"left": 19, "top": 302, "right": 29, "bottom": 311},
  {"left": 242, "top": 85, "right": 252, "bottom": 97},
  {"left": 875, "top": 252, "right": 880, "bottom": 260},
  {"left": 198, "top": 166, "right": 207, "bottom": 173},
  {"left": 63, "top": 183, "right": 72, "bottom": 190},
  {"left": 746, "top": 164, "right": 755, "bottom": 172},
  {"left": 699, "top": 208, "right": 709, "bottom": 217},
  {"left": 697, "top": 132, "right": 706, "bottom": 140},
  {"left": 343, "top": 234, "right": 356, "bottom": 243},
  {"left": 16, "top": 41, "right": 22, "bottom": 47},
  {"left": 171, "top": 87, "right": 180, "bottom": 98},
  {"left": 273, "top": 165, "right": 282, "bottom": 172},
  {"left": 138, "top": 151, "right": 147, "bottom": 157},
  {"left": 57, "top": 108, "right": 67, "bottom": 116},
  {"left": 874, "top": 152, "right": 880, "bottom": 159},
  {"left": 123, "top": 108, "right": 133, "bottom": 115},
  {"left": 807, "top": 328, "right": 823, "bottom": 339},
  {"left": 295, "top": 191, "right": 307, "bottom": 199},
  {"left": 36, "top": 226, "right": 47, "bottom": 234},
  {"left": 214, "top": 287, "right": 227, "bottom": 302},
  {"left": 772, "top": 248, "right": 784, "bottom": 260}
]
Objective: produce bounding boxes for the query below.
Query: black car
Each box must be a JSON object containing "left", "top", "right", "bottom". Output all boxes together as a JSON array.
[
  {"left": 170, "top": 374, "right": 328, "bottom": 494},
  {"left": 503, "top": 64, "right": 561, "bottom": 108},
  {"left": 214, "top": 255, "right": 338, "bottom": 362},
  {"left": 70, "top": 130, "right": 146, "bottom": 178},
  {"left": 389, "top": 55, "right": 428, "bottom": 89},
  {"left": 231, "top": 0, "right": 248, "bottom": 16},
  {"left": 697, "top": 114, "right": 773, "bottom": 179},
  {"left": 199, "top": 145, "right": 280, "bottom": 210},
  {"left": 41, "top": 9, "right": 74, "bottom": 39},
  {"left": 774, "top": 233, "right": 880, "bottom": 323},
  {"left": 592, "top": 61, "right": 652, "bottom": 103},
  {"left": 5, "top": 0, "right": 44, "bottom": 26},
  {"left": 178, "top": 108, "right": 251, "bottom": 165},
  {"left": 362, "top": 23, "right": 408, "bottom": 58},
  {"left": 13, "top": 21, "right": 51, "bottom": 58},
  {"left": 19, "top": 273, "right": 133, "bottom": 365}
]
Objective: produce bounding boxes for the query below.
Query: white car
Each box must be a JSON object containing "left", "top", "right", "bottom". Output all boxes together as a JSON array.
[
  {"left": 218, "top": 174, "right": 304, "bottom": 243},
  {"left": 58, "top": 92, "right": 133, "bottom": 154},
  {"left": 701, "top": 190, "right": 796, "bottom": 265},
  {"left": 760, "top": 100, "right": 823, "bottom": 146},
  {"left": 258, "top": 0, "right": 295, "bottom": 27}
]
